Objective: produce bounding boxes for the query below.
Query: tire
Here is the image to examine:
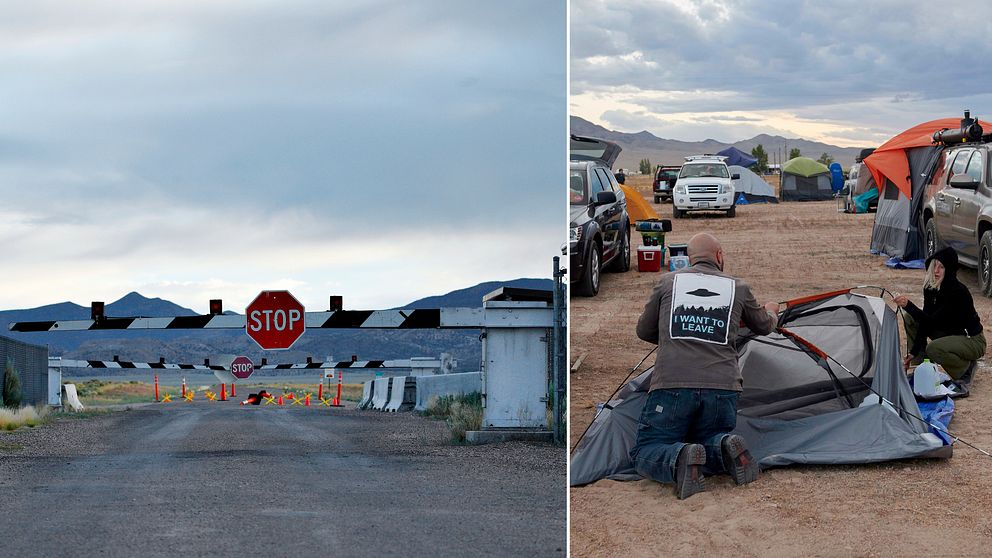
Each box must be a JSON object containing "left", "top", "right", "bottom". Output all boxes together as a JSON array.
[
  {"left": 608, "top": 228, "right": 631, "bottom": 272},
  {"left": 673, "top": 207, "right": 684, "bottom": 219},
  {"left": 980, "top": 231, "right": 992, "bottom": 297},
  {"left": 925, "top": 219, "right": 939, "bottom": 260},
  {"left": 727, "top": 205, "right": 736, "bottom": 218},
  {"left": 654, "top": 196, "right": 661, "bottom": 204},
  {"left": 576, "top": 243, "right": 601, "bottom": 297}
]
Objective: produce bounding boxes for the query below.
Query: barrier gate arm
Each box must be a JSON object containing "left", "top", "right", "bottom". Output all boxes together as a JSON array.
[
  {"left": 50, "top": 357, "right": 445, "bottom": 370},
  {"left": 9, "top": 305, "right": 551, "bottom": 332}
]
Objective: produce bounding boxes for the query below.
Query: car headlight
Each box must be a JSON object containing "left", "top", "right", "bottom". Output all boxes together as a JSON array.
[
  {"left": 720, "top": 184, "right": 733, "bottom": 195},
  {"left": 570, "top": 226, "right": 582, "bottom": 242},
  {"left": 674, "top": 185, "right": 686, "bottom": 195}
]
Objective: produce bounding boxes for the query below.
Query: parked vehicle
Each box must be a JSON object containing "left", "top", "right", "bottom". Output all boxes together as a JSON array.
[
  {"left": 652, "top": 165, "right": 680, "bottom": 203},
  {"left": 569, "top": 135, "right": 631, "bottom": 296},
  {"left": 671, "top": 155, "right": 739, "bottom": 218},
  {"left": 922, "top": 138, "right": 992, "bottom": 295}
]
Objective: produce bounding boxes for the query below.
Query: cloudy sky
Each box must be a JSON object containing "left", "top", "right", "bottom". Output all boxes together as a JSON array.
[
  {"left": 571, "top": 0, "right": 992, "bottom": 147},
  {"left": 0, "top": 1, "right": 565, "bottom": 313}
]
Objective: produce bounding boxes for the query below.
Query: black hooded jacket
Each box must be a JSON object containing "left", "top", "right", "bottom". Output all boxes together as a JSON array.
[{"left": 904, "top": 247, "right": 983, "bottom": 357}]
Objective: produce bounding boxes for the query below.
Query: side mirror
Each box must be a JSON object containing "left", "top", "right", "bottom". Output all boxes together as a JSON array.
[
  {"left": 731, "top": 173, "right": 741, "bottom": 180},
  {"left": 595, "top": 191, "right": 617, "bottom": 205},
  {"left": 949, "top": 173, "right": 980, "bottom": 189}
]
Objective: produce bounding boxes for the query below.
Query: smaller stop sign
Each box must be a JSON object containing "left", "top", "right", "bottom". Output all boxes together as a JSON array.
[
  {"left": 245, "top": 290, "right": 306, "bottom": 350},
  {"left": 230, "top": 356, "right": 254, "bottom": 380}
]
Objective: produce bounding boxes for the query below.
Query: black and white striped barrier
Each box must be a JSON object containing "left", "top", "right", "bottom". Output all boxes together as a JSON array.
[
  {"left": 49, "top": 357, "right": 445, "bottom": 372},
  {"left": 9, "top": 307, "right": 551, "bottom": 332}
]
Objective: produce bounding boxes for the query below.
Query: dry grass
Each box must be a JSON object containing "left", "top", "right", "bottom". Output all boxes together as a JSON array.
[
  {"left": 423, "top": 393, "right": 483, "bottom": 443},
  {"left": 74, "top": 380, "right": 155, "bottom": 406},
  {"left": 0, "top": 405, "right": 50, "bottom": 431}
]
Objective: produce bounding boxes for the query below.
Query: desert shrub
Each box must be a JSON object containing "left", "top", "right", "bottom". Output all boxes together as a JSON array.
[
  {"left": 447, "top": 398, "right": 483, "bottom": 444},
  {"left": 0, "top": 405, "right": 49, "bottom": 431},
  {"left": 3, "top": 359, "right": 22, "bottom": 408},
  {"left": 422, "top": 392, "right": 483, "bottom": 443}
]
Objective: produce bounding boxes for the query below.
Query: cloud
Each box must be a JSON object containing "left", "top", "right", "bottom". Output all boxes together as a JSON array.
[
  {"left": 0, "top": 1, "right": 565, "bottom": 310},
  {"left": 571, "top": 0, "right": 992, "bottom": 144}
]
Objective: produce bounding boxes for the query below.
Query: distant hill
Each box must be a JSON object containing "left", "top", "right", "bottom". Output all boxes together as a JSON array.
[
  {"left": 571, "top": 115, "right": 868, "bottom": 171},
  {"left": 401, "top": 278, "right": 551, "bottom": 309},
  {"left": 0, "top": 279, "right": 553, "bottom": 368}
]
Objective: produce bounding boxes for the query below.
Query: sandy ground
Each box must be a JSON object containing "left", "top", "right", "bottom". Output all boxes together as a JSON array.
[{"left": 569, "top": 176, "right": 992, "bottom": 557}]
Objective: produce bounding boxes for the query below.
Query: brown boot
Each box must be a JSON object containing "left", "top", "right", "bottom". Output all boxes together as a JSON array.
[
  {"left": 674, "top": 444, "right": 706, "bottom": 500},
  {"left": 721, "top": 434, "right": 760, "bottom": 486}
]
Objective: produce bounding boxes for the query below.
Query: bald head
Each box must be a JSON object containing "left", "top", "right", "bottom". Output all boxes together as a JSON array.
[{"left": 687, "top": 233, "right": 723, "bottom": 266}]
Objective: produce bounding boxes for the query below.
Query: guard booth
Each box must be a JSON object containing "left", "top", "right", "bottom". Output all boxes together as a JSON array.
[{"left": 474, "top": 287, "right": 554, "bottom": 437}]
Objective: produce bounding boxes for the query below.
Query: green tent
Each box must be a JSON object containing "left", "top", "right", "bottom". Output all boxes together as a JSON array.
[
  {"left": 781, "top": 157, "right": 833, "bottom": 201},
  {"left": 782, "top": 157, "right": 830, "bottom": 177}
]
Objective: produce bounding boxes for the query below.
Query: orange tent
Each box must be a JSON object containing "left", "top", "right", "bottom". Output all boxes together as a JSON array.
[
  {"left": 864, "top": 118, "right": 992, "bottom": 199},
  {"left": 620, "top": 184, "right": 659, "bottom": 224}
]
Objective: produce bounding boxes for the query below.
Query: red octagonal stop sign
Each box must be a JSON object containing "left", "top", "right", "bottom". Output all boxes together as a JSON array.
[
  {"left": 230, "top": 356, "right": 254, "bottom": 380},
  {"left": 245, "top": 290, "right": 306, "bottom": 350}
]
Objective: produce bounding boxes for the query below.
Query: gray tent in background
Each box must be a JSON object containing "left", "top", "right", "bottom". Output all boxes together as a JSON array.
[
  {"left": 570, "top": 291, "right": 949, "bottom": 487},
  {"left": 730, "top": 165, "right": 778, "bottom": 203},
  {"left": 780, "top": 157, "right": 834, "bottom": 201}
]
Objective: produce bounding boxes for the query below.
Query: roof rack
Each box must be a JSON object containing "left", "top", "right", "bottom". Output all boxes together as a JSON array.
[
  {"left": 933, "top": 110, "right": 985, "bottom": 145},
  {"left": 683, "top": 154, "right": 728, "bottom": 162}
]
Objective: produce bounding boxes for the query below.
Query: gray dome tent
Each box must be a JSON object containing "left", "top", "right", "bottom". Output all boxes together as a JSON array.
[
  {"left": 729, "top": 165, "right": 777, "bottom": 204},
  {"left": 570, "top": 290, "right": 949, "bottom": 487}
]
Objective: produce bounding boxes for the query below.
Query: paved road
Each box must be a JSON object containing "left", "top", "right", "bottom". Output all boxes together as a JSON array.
[{"left": 0, "top": 403, "right": 565, "bottom": 557}]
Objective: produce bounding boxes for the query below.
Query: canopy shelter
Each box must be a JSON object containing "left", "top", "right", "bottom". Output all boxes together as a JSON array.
[
  {"left": 864, "top": 118, "right": 992, "bottom": 260},
  {"left": 729, "top": 165, "right": 777, "bottom": 203},
  {"left": 570, "top": 290, "right": 950, "bottom": 487},
  {"left": 780, "top": 157, "right": 833, "bottom": 201},
  {"left": 717, "top": 146, "right": 758, "bottom": 168}
]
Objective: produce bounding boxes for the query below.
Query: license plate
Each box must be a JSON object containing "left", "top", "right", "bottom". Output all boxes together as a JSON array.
[{"left": 697, "top": 201, "right": 710, "bottom": 208}]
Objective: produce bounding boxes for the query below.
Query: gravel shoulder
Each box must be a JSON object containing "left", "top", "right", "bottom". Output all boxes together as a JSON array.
[{"left": 570, "top": 181, "right": 992, "bottom": 557}]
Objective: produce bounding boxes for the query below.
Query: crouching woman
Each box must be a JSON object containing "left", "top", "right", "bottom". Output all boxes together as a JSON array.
[{"left": 893, "top": 247, "right": 985, "bottom": 380}]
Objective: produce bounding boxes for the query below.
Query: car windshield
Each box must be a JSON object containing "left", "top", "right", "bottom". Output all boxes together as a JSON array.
[
  {"left": 680, "top": 163, "right": 729, "bottom": 179},
  {"left": 570, "top": 170, "right": 588, "bottom": 204}
]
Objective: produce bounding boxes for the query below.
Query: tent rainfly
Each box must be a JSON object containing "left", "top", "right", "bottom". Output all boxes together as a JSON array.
[
  {"left": 570, "top": 290, "right": 950, "bottom": 487},
  {"left": 864, "top": 118, "right": 992, "bottom": 261},
  {"left": 717, "top": 146, "right": 758, "bottom": 168},
  {"left": 780, "top": 157, "right": 833, "bottom": 201}
]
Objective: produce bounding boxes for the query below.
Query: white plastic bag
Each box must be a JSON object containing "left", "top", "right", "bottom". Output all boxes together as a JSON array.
[{"left": 913, "top": 360, "right": 955, "bottom": 399}]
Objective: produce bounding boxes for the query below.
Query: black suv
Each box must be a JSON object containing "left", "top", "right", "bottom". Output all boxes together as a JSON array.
[
  {"left": 569, "top": 135, "right": 631, "bottom": 296},
  {"left": 653, "top": 165, "right": 680, "bottom": 203}
]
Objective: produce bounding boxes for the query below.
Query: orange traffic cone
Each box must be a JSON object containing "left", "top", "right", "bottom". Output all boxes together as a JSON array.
[
  {"left": 278, "top": 395, "right": 283, "bottom": 406},
  {"left": 305, "top": 393, "right": 310, "bottom": 407},
  {"left": 230, "top": 383, "right": 236, "bottom": 397},
  {"left": 318, "top": 382, "right": 323, "bottom": 400},
  {"left": 220, "top": 384, "right": 227, "bottom": 401}
]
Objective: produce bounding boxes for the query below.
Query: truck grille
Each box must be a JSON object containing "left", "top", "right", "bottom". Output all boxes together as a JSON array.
[{"left": 687, "top": 185, "right": 720, "bottom": 194}]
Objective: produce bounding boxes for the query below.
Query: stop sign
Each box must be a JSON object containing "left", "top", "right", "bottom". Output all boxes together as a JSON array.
[
  {"left": 230, "top": 356, "right": 254, "bottom": 380},
  {"left": 245, "top": 290, "right": 306, "bottom": 350}
]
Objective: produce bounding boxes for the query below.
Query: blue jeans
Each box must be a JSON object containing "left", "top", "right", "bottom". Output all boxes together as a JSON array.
[{"left": 629, "top": 388, "right": 739, "bottom": 484}]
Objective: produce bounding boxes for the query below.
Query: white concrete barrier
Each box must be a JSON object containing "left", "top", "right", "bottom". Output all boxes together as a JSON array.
[
  {"left": 358, "top": 381, "right": 374, "bottom": 409},
  {"left": 414, "top": 372, "right": 483, "bottom": 411},
  {"left": 62, "top": 384, "right": 84, "bottom": 412},
  {"left": 384, "top": 376, "right": 408, "bottom": 412},
  {"left": 370, "top": 377, "right": 391, "bottom": 410}
]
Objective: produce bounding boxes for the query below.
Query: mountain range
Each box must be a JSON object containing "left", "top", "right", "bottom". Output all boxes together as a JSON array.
[
  {"left": 0, "top": 278, "right": 553, "bottom": 368},
  {"left": 571, "top": 116, "right": 868, "bottom": 171}
]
